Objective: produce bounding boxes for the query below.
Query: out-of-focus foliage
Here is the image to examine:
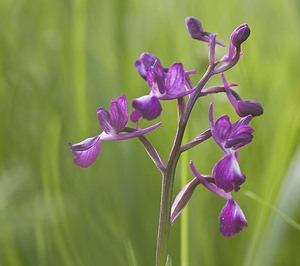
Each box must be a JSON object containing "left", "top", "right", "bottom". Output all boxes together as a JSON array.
[{"left": 0, "top": 0, "right": 300, "bottom": 265}]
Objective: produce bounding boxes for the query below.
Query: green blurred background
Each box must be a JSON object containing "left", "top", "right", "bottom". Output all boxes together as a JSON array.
[{"left": 1, "top": 0, "right": 300, "bottom": 265}]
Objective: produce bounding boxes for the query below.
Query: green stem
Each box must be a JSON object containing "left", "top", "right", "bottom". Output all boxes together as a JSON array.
[{"left": 155, "top": 67, "right": 214, "bottom": 266}]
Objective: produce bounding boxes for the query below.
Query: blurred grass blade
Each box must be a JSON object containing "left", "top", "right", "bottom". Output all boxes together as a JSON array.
[
  {"left": 245, "top": 146, "right": 300, "bottom": 266},
  {"left": 125, "top": 240, "right": 138, "bottom": 266}
]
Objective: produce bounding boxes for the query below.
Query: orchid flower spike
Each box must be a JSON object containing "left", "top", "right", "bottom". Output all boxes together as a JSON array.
[{"left": 69, "top": 94, "right": 161, "bottom": 168}]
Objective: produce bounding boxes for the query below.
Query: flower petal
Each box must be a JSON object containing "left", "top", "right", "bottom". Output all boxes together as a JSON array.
[
  {"left": 165, "top": 63, "right": 185, "bottom": 95},
  {"left": 212, "top": 152, "right": 246, "bottom": 192},
  {"left": 130, "top": 109, "right": 142, "bottom": 123},
  {"left": 132, "top": 95, "right": 162, "bottom": 120},
  {"left": 68, "top": 136, "right": 101, "bottom": 168},
  {"left": 97, "top": 108, "right": 112, "bottom": 134},
  {"left": 146, "top": 61, "right": 166, "bottom": 95},
  {"left": 219, "top": 198, "right": 248, "bottom": 237},
  {"left": 109, "top": 94, "right": 128, "bottom": 133},
  {"left": 135, "top": 52, "right": 159, "bottom": 79},
  {"left": 226, "top": 125, "right": 254, "bottom": 149}
]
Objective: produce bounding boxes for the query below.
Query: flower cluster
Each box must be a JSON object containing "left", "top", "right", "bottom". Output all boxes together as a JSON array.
[{"left": 69, "top": 15, "right": 263, "bottom": 249}]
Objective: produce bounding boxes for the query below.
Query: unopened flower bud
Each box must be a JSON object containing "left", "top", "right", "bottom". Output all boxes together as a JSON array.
[
  {"left": 230, "top": 24, "right": 250, "bottom": 47},
  {"left": 185, "top": 17, "right": 206, "bottom": 40},
  {"left": 236, "top": 100, "right": 264, "bottom": 117}
]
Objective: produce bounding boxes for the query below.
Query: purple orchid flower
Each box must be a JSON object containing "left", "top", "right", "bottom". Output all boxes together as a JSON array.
[
  {"left": 221, "top": 73, "right": 263, "bottom": 117},
  {"left": 209, "top": 103, "right": 253, "bottom": 192},
  {"left": 131, "top": 60, "right": 195, "bottom": 122},
  {"left": 209, "top": 103, "right": 254, "bottom": 153},
  {"left": 190, "top": 161, "right": 248, "bottom": 237},
  {"left": 69, "top": 94, "right": 161, "bottom": 168},
  {"left": 219, "top": 198, "right": 248, "bottom": 237}
]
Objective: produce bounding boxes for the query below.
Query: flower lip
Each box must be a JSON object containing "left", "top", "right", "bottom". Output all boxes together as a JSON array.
[
  {"left": 212, "top": 152, "right": 246, "bottom": 192},
  {"left": 219, "top": 198, "right": 248, "bottom": 237}
]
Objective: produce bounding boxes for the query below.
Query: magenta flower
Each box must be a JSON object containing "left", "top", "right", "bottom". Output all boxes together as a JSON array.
[
  {"left": 131, "top": 60, "right": 195, "bottom": 122},
  {"left": 219, "top": 198, "right": 248, "bottom": 237},
  {"left": 209, "top": 103, "right": 253, "bottom": 192},
  {"left": 69, "top": 94, "right": 161, "bottom": 168},
  {"left": 221, "top": 74, "right": 263, "bottom": 117},
  {"left": 209, "top": 103, "right": 254, "bottom": 153},
  {"left": 190, "top": 161, "right": 248, "bottom": 237}
]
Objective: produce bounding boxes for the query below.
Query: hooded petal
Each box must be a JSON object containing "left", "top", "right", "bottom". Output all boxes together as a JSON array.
[
  {"left": 109, "top": 94, "right": 128, "bottom": 133},
  {"left": 97, "top": 94, "right": 128, "bottom": 134},
  {"left": 135, "top": 52, "right": 160, "bottom": 79},
  {"left": 132, "top": 95, "right": 162, "bottom": 120},
  {"left": 68, "top": 136, "right": 101, "bottom": 168},
  {"left": 146, "top": 61, "right": 166, "bottom": 95},
  {"left": 226, "top": 125, "right": 254, "bottom": 150},
  {"left": 219, "top": 198, "right": 248, "bottom": 237},
  {"left": 212, "top": 152, "right": 246, "bottom": 192},
  {"left": 97, "top": 108, "right": 112, "bottom": 135}
]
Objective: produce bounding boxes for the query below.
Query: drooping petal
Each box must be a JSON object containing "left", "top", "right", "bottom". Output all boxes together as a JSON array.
[
  {"left": 219, "top": 198, "right": 248, "bottom": 237},
  {"left": 132, "top": 95, "right": 162, "bottom": 120},
  {"left": 68, "top": 136, "right": 101, "bottom": 168},
  {"left": 109, "top": 94, "right": 128, "bottom": 133},
  {"left": 135, "top": 52, "right": 160, "bottom": 79},
  {"left": 212, "top": 152, "right": 246, "bottom": 192},
  {"left": 165, "top": 63, "right": 185, "bottom": 95}
]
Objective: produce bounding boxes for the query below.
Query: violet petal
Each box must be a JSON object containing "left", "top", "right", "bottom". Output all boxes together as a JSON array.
[
  {"left": 212, "top": 152, "right": 246, "bottom": 192},
  {"left": 219, "top": 198, "right": 248, "bottom": 237},
  {"left": 132, "top": 95, "right": 162, "bottom": 120},
  {"left": 165, "top": 62, "right": 185, "bottom": 95}
]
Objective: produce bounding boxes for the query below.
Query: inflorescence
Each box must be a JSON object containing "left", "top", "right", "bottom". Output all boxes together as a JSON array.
[{"left": 69, "top": 16, "right": 263, "bottom": 238}]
